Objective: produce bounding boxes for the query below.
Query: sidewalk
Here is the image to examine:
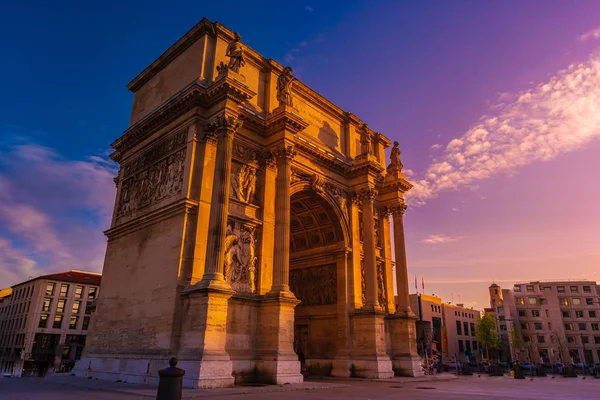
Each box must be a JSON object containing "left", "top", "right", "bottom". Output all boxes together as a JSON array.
[{"left": 44, "top": 373, "right": 457, "bottom": 398}]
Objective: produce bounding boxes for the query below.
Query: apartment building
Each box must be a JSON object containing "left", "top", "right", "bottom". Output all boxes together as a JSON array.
[
  {"left": 488, "top": 281, "right": 600, "bottom": 364},
  {"left": 0, "top": 270, "right": 101, "bottom": 377},
  {"left": 409, "top": 294, "right": 482, "bottom": 363}
]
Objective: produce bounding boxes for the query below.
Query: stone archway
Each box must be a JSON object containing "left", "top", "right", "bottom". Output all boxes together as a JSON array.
[{"left": 288, "top": 190, "right": 346, "bottom": 377}]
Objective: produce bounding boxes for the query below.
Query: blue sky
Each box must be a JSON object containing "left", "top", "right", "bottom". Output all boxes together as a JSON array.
[{"left": 2, "top": 1, "right": 600, "bottom": 309}]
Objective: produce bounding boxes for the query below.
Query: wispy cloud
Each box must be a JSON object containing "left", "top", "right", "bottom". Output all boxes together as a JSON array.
[
  {"left": 0, "top": 138, "right": 117, "bottom": 286},
  {"left": 305, "top": 5, "right": 314, "bottom": 12},
  {"left": 408, "top": 54, "right": 600, "bottom": 205},
  {"left": 579, "top": 26, "right": 600, "bottom": 41},
  {"left": 421, "top": 234, "right": 465, "bottom": 244},
  {"left": 430, "top": 143, "right": 442, "bottom": 151}
]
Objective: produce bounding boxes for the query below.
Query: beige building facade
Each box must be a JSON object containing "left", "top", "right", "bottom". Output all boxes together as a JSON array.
[
  {"left": 489, "top": 281, "right": 600, "bottom": 365},
  {"left": 0, "top": 271, "right": 101, "bottom": 377},
  {"left": 410, "top": 294, "right": 481, "bottom": 363},
  {"left": 75, "top": 18, "right": 422, "bottom": 388}
]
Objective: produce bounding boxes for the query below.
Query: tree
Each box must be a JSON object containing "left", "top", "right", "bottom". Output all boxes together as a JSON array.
[
  {"left": 510, "top": 325, "right": 523, "bottom": 361},
  {"left": 475, "top": 313, "right": 499, "bottom": 360},
  {"left": 550, "top": 331, "right": 569, "bottom": 363}
]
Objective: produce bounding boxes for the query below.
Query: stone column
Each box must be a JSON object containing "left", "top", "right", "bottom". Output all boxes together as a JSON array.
[
  {"left": 332, "top": 248, "right": 351, "bottom": 377},
  {"left": 390, "top": 204, "right": 414, "bottom": 317},
  {"left": 270, "top": 143, "right": 296, "bottom": 294},
  {"left": 200, "top": 114, "right": 242, "bottom": 285},
  {"left": 360, "top": 188, "right": 379, "bottom": 310}
]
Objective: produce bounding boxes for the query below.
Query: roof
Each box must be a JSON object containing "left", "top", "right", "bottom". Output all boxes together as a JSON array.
[
  {"left": 0, "top": 288, "right": 12, "bottom": 299},
  {"left": 13, "top": 270, "right": 102, "bottom": 288}
]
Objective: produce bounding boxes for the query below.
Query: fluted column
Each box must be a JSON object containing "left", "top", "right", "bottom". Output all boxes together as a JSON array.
[
  {"left": 360, "top": 188, "right": 379, "bottom": 309},
  {"left": 201, "top": 114, "right": 242, "bottom": 283},
  {"left": 270, "top": 143, "right": 296, "bottom": 293},
  {"left": 390, "top": 204, "right": 414, "bottom": 317}
]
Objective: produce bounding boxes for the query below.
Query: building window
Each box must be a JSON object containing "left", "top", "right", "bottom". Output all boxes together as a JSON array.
[
  {"left": 557, "top": 286, "right": 565, "bottom": 293},
  {"left": 562, "top": 311, "right": 570, "bottom": 318},
  {"left": 45, "top": 283, "right": 55, "bottom": 296},
  {"left": 75, "top": 347, "right": 83, "bottom": 360},
  {"left": 59, "top": 284, "right": 69, "bottom": 297},
  {"left": 582, "top": 336, "right": 589, "bottom": 344},
  {"left": 517, "top": 298, "right": 525, "bottom": 305},
  {"left": 572, "top": 298, "right": 581, "bottom": 305},
  {"left": 75, "top": 286, "right": 84, "bottom": 299},
  {"left": 88, "top": 287, "right": 97, "bottom": 300},
  {"left": 534, "top": 323, "right": 543, "bottom": 330},
  {"left": 537, "top": 335, "right": 545, "bottom": 343},
  {"left": 72, "top": 301, "right": 81, "bottom": 315},
  {"left": 592, "top": 323, "right": 599, "bottom": 331},
  {"left": 548, "top": 322, "right": 553, "bottom": 330},
  {"left": 565, "top": 323, "right": 573, "bottom": 331},
  {"left": 53, "top": 315, "right": 63, "bottom": 329},
  {"left": 42, "top": 298, "right": 51, "bottom": 312},
  {"left": 56, "top": 299, "right": 66, "bottom": 313},
  {"left": 500, "top": 324, "right": 507, "bottom": 331},
  {"left": 528, "top": 297, "right": 537, "bottom": 305},
  {"left": 62, "top": 346, "right": 70, "bottom": 359},
  {"left": 576, "top": 311, "right": 584, "bottom": 318},
  {"left": 583, "top": 286, "right": 591, "bottom": 293},
  {"left": 567, "top": 336, "right": 575, "bottom": 343},
  {"left": 38, "top": 314, "right": 48, "bottom": 328},
  {"left": 526, "top": 285, "right": 534, "bottom": 292},
  {"left": 518, "top": 310, "right": 526, "bottom": 317},
  {"left": 590, "top": 311, "right": 597, "bottom": 318},
  {"left": 531, "top": 310, "right": 540, "bottom": 317},
  {"left": 570, "top": 286, "right": 579, "bottom": 293},
  {"left": 579, "top": 323, "right": 586, "bottom": 331},
  {"left": 521, "top": 323, "right": 529, "bottom": 330},
  {"left": 458, "top": 340, "right": 464, "bottom": 352},
  {"left": 514, "top": 285, "right": 522, "bottom": 292},
  {"left": 472, "top": 341, "right": 478, "bottom": 350},
  {"left": 82, "top": 316, "right": 90, "bottom": 330},
  {"left": 69, "top": 316, "right": 78, "bottom": 330},
  {"left": 543, "top": 286, "right": 551, "bottom": 292},
  {"left": 497, "top": 306, "right": 504, "bottom": 314},
  {"left": 456, "top": 321, "right": 462, "bottom": 335},
  {"left": 545, "top": 309, "right": 550, "bottom": 317},
  {"left": 586, "top": 298, "right": 594, "bottom": 305},
  {"left": 470, "top": 323, "right": 475, "bottom": 336},
  {"left": 594, "top": 336, "right": 600, "bottom": 344},
  {"left": 561, "top": 298, "right": 569, "bottom": 306},
  {"left": 464, "top": 321, "right": 469, "bottom": 336},
  {"left": 523, "top": 336, "right": 531, "bottom": 343}
]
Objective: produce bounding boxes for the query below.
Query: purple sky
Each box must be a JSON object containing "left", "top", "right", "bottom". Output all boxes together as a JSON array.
[{"left": 1, "top": 1, "right": 600, "bottom": 310}]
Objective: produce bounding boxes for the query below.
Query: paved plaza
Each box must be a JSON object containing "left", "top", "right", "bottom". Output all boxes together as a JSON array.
[{"left": 1, "top": 374, "right": 600, "bottom": 399}]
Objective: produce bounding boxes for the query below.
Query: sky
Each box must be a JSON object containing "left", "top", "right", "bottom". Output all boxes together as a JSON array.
[{"left": 1, "top": 1, "right": 600, "bottom": 311}]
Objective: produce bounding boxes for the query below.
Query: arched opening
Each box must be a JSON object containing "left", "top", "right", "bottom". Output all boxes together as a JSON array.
[{"left": 288, "top": 190, "right": 346, "bottom": 377}]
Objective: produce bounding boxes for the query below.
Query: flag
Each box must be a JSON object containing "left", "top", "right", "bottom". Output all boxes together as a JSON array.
[
  {"left": 422, "top": 277, "right": 425, "bottom": 291},
  {"left": 415, "top": 275, "right": 418, "bottom": 291}
]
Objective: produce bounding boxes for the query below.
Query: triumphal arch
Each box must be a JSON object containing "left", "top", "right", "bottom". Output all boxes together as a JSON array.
[{"left": 76, "top": 18, "right": 422, "bottom": 388}]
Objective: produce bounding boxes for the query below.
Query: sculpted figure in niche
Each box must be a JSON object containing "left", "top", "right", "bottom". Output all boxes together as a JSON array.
[
  {"left": 223, "top": 224, "right": 239, "bottom": 282},
  {"left": 276, "top": 67, "right": 295, "bottom": 107},
  {"left": 226, "top": 32, "right": 245, "bottom": 73},
  {"left": 388, "top": 141, "right": 403, "bottom": 171},
  {"left": 360, "top": 130, "right": 371, "bottom": 155},
  {"left": 239, "top": 165, "right": 257, "bottom": 203}
]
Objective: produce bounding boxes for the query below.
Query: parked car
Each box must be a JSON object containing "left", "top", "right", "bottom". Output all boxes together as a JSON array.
[
  {"left": 443, "top": 361, "right": 458, "bottom": 371},
  {"left": 498, "top": 361, "right": 510, "bottom": 368},
  {"left": 519, "top": 362, "right": 534, "bottom": 369},
  {"left": 479, "top": 361, "right": 491, "bottom": 372},
  {"left": 573, "top": 362, "right": 589, "bottom": 369}
]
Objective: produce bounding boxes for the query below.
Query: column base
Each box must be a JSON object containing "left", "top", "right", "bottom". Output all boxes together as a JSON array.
[
  {"left": 256, "top": 359, "right": 303, "bottom": 384},
  {"left": 349, "top": 310, "right": 394, "bottom": 379},
  {"left": 179, "top": 359, "right": 235, "bottom": 388},
  {"left": 331, "top": 358, "right": 352, "bottom": 378},
  {"left": 392, "top": 354, "right": 424, "bottom": 377},
  {"left": 351, "top": 357, "right": 394, "bottom": 379}
]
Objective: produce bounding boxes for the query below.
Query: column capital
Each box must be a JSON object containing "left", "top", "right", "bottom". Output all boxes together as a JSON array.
[
  {"left": 272, "top": 143, "right": 296, "bottom": 161},
  {"left": 204, "top": 113, "right": 243, "bottom": 142},
  {"left": 352, "top": 187, "right": 378, "bottom": 206},
  {"left": 262, "top": 150, "right": 278, "bottom": 170},
  {"left": 386, "top": 203, "right": 408, "bottom": 219}
]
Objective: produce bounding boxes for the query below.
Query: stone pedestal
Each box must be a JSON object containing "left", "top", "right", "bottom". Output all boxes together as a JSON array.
[
  {"left": 388, "top": 315, "right": 424, "bottom": 377},
  {"left": 256, "top": 294, "right": 303, "bottom": 384},
  {"left": 177, "top": 287, "right": 235, "bottom": 388},
  {"left": 349, "top": 311, "right": 394, "bottom": 379}
]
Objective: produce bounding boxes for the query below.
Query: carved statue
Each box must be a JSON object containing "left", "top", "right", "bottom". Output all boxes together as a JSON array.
[
  {"left": 276, "top": 67, "right": 295, "bottom": 107},
  {"left": 232, "top": 164, "right": 257, "bottom": 204},
  {"left": 226, "top": 32, "right": 245, "bottom": 73},
  {"left": 388, "top": 141, "right": 403, "bottom": 171},
  {"left": 223, "top": 224, "right": 239, "bottom": 282},
  {"left": 223, "top": 222, "right": 258, "bottom": 294},
  {"left": 377, "top": 263, "right": 387, "bottom": 309},
  {"left": 360, "top": 130, "right": 370, "bottom": 155}
]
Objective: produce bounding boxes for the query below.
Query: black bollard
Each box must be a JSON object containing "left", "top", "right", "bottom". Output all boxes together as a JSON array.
[
  {"left": 514, "top": 365, "right": 525, "bottom": 379},
  {"left": 461, "top": 363, "right": 473, "bottom": 376},
  {"left": 536, "top": 364, "right": 546, "bottom": 377},
  {"left": 564, "top": 364, "right": 578, "bottom": 378},
  {"left": 157, "top": 358, "right": 186, "bottom": 400}
]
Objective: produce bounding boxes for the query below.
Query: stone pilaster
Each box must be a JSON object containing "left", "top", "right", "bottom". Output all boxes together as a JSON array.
[
  {"left": 331, "top": 248, "right": 352, "bottom": 377},
  {"left": 387, "top": 203, "right": 423, "bottom": 377},
  {"left": 198, "top": 114, "right": 242, "bottom": 289},
  {"left": 269, "top": 143, "right": 296, "bottom": 295}
]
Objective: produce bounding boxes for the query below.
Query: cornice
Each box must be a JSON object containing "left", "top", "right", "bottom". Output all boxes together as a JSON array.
[
  {"left": 265, "top": 108, "right": 309, "bottom": 136},
  {"left": 350, "top": 156, "right": 385, "bottom": 176},
  {"left": 205, "top": 74, "right": 256, "bottom": 106},
  {"left": 380, "top": 177, "right": 413, "bottom": 193},
  {"left": 294, "top": 136, "right": 351, "bottom": 175}
]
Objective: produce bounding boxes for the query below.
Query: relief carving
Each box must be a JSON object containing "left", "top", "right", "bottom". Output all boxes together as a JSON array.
[
  {"left": 117, "top": 147, "right": 186, "bottom": 217},
  {"left": 325, "top": 184, "right": 348, "bottom": 221},
  {"left": 360, "top": 125, "right": 371, "bottom": 155},
  {"left": 123, "top": 130, "right": 186, "bottom": 179},
  {"left": 224, "top": 220, "right": 258, "bottom": 294},
  {"left": 290, "top": 265, "right": 337, "bottom": 306},
  {"left": 377, "top": 262, "right": 387, "bottom": 309},
  {"left": 360, "top": 259, "right": 366, "bottom": 305},
  {"left": 231, "top": 163, "right": 258, "bottom": 204}
]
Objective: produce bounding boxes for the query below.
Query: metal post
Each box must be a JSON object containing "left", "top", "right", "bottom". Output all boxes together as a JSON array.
[{"left": 157, "top": 358, "right": 186, "bottom": 400}]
